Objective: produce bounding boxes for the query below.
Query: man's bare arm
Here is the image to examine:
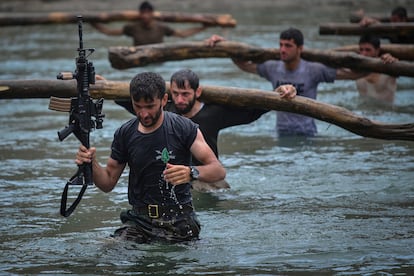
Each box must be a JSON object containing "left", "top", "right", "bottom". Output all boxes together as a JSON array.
[{"left": 90, "top": 22, "right": 124, "bottom": 36}]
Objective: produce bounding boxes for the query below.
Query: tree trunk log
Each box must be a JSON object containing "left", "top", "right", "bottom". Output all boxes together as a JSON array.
[
  {"left": 201, "top": 85, "right": 414, "bottom": 141},
  {"left": 349, "top": 12, "right": 414, "bottom": 23},
  {"left": 300, "top": 49, "right": 414, "bottom": 77},
  {"left": 331, "top": 44, "right": 414, "bottom": 61},
  {"left": 319, "top": 22, "right": 414, "bottom": 36},
  {"left": 108, "top": 41, "right": 280, "bottom": 69},
  {"left": 0, "top": 79, "right": 413, "bottom": 141},
  {"left": 0, "top": 79, "right": 130, "bottom": 99},
  {"left": 0, "top": 11, "right": 236, "bottom": 27},
  {"left": 108, "top": 41, "right": 414, "bottom": 77}
]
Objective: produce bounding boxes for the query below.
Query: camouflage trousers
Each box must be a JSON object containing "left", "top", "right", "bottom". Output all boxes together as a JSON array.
[{"left": 113, "top": 207, "right": 201, "bottom": 243}]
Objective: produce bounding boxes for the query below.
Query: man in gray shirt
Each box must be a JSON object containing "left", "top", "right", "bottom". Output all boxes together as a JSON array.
[{"left": 210, "top": 28, "right": 364, "bottom": 137}]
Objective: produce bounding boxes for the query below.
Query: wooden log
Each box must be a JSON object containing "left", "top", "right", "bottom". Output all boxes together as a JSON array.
[
  {"left": 108, "top": 41, "right": 414, "bottom": 77},
  {"left": 349, "top": 12, "right": 414, "bottom": 23},
  {"left": 0, "top": 79, "right": 413, "bottom": 141},
  {"left": 201, "top": 85, "right": 414, "bottom": 141},
  {"left": 331, "top": 44, "right": 414, "bottom": 61},
  {"left": 0, "top": 11, "right": 236, "bottom": 27},
  {"left": 300, "top": 49, "right": 414, "bottom": 77},
  {"left": 0, "top": 79, "right": 129, "bottom": 99},
  {"left": 153, "top": 11, "right": 236, "bottom": 27},
  {"left": 319, "top": 22, "right": 414, "bottom": 36},
  {"left": 108, "top": 41, "right": 280, "bottom": 69}
]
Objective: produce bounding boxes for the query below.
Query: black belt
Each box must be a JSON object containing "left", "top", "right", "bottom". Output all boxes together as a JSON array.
[{"left": 133, "top": 204, "right": 194, "bottom": 219}]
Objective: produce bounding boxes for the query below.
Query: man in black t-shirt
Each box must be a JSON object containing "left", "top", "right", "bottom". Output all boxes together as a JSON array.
[
  {"left": 167, "top": 69, "right": 296, "bottom": 191},
  {"left": 168, "top": 69, "right": 267, "bottom": 164},
  {"left": 76, "top": 72, "right": 225, "bottom": 243}
]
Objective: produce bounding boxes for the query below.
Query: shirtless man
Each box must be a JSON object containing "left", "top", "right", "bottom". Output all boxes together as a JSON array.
[{"left": 356, "top": 34, "right": 398, "bottom": 104}]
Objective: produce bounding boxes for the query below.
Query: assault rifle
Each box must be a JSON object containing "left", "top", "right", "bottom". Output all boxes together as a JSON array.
[{"left": 49, "top": 16, "right": 104, "bottom": 217}]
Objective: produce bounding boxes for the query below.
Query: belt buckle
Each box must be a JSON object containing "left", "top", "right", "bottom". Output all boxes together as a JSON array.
[{"left": 148, "top": 204, "right": 159, "bottom": 218}]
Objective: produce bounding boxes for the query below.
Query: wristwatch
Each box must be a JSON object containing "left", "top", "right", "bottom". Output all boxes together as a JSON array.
[{"left": 189, "top": 166, "right": 200, "bottom": 181}]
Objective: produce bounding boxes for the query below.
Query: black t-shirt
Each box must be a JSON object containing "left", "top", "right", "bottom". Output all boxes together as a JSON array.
[
  {"left": 111, "top": 111, "right": 197, "bottom": 207},
  {"left": 114, "top": 99, "right": 268, "bottom": 165},
  {"left": 166, "top": 102, "right": 267, "bottom": 165}
]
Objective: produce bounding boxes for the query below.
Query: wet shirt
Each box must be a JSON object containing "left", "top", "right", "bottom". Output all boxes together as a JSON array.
[
  {"left": 166, "top": 102, "right": 267, "bottom": 165},
  {"left": 123, "top": 21, "right": 175, "bottom": 45},
  {"left": 257, "top": 59, "right": 336, "bottom": 136},
  {"left": 110, "top": 112, "right": 197, "bottom": 207}
]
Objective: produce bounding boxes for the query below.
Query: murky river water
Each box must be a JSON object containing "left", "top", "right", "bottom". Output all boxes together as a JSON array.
[{"left": 1, "top": 0, "right": 413, "bottom": 275}]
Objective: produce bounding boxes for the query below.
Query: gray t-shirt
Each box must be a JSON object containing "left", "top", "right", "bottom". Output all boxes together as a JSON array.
[{"left": 257, "top": 59, "right": 336, "bottom": 136}]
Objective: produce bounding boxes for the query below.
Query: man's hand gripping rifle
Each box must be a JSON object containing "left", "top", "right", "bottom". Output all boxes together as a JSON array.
[{"left": 49, "top": 16, "right": 104, "bottom": 217}]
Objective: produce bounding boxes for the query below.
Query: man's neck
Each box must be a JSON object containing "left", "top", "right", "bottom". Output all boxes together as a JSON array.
[
  {"left": 138, "top": 112, "right": 164, "bottom": 134},
  {"left": 284, "top": 58, "right": 301, "bottom": 71},
  {"left": 183, "top": 101, "right": 203, "bottom": 119}
]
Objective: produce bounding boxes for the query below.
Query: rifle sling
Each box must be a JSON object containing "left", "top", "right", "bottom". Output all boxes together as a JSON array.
[{"left": 60, "top": 172, "right": 88, "bottom": 217}]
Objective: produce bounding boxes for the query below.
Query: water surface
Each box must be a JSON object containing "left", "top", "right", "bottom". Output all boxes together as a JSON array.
[{"left": 1, "top": 0, "right": 413, "bottom": 275}]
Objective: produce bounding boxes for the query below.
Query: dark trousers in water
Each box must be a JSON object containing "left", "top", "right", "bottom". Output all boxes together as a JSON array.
[{"left": 113, "top": 204, "right": 201, "bottom": 243}]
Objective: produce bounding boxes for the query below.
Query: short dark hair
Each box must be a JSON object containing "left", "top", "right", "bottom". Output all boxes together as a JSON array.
[
  {"left": 170, "top": 69, "right": 199, "bottom": 91},
  {"left": 359, "top": 34, "right": 381, "bottom": 49},
  {"left": 280, "top": 28, "right": 304, "bottom": 46},
  {"left": 391, "top": 6, "right": 407, "bottom": 19},
  {"left": 130, "top": 72, "right": 166, "bottom": 102},
  {"left": 139, "top": 1, "right": 154, "bottom": 12}
]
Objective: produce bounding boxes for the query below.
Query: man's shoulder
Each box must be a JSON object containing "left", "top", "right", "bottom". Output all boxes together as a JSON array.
[
  {"left": 258, "top": 60, "right": 284, "bottom": 73},
  {"left": 201, "top": 103, "right": 249, "bottom": 116},
  {"left": 164, "top": 111, "right": 198, "bottom": 135},
  {"left": 165, "top": 111, "right": 194, "bottom": 124},
  {"left": 261, "top": 60, "right": 283, "bottom": 67},
  {"left": 201, "top": 103, "right": 226, "bottom": 112},
  {"left": 193, "top": 103, "right": 229, "bottom": 118},
  {"left": 153, "top": 21, "right": 175, "bottom": 32},
  {"left": 119, "top": 117, "right": 137, "bottom": 130},
  {"left": 300, "top": 59, "right": 331, "bottom": 70},
  {"left": 358, "top": 72, "right": 396, "bottom": 84},
  {"left": 114, "top": 117, "right": 137, "bottom": 138}
]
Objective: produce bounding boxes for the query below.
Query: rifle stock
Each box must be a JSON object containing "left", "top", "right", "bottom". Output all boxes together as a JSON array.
[{"left": 50, "top": 16, "right": 104, "bottom": 217}]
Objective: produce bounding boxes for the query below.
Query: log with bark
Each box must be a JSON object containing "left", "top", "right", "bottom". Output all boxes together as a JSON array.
[
  {"left": 331, "top": 44, "right": 414, "bottom": 61},
  {"left": 108, "top": 41, "right": 280, "bottom": 69},
  {"left": 349, "top": 12, "right": 414, "bottom": 23},
  {"left": 108, "top": 41, "right": 414, "bottom": 77},
  {"left": 0, "top": 79, "right": 413, "bottom": 141},
  {"left": 319, "top": 22, "right": 414, "bottom": 36},
  {"left": 0, "top": 11, "right": 236, "bottom": 27}
]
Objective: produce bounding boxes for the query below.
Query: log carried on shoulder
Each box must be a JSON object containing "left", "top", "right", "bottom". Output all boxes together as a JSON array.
[
  {"left": 109, "top": 41, "right": 280, "bottom": 69},
  {"left": 319, "top": 22, "right": 414, "bottom": 36},
  {"left": 0, "top": 79, "right": 413, "bottom": 141},
  {"left": 332, "top": 44, "right": 414, "bottom": 61},
  {"left": 349, "top": 12, "right": 414, "bottom": 23},
  {"left": 108, "top": 41, "right": 414, "bottom": 77},
  {"left": 0, "top": 10, "right": 236, "bottom": 27}
]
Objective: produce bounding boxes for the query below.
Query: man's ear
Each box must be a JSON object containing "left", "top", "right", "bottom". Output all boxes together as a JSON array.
[
  {"left": 161, "top": 93, "right": 169, "bottom": 107},
  {"left": 195, "top": 86, "right": 203, "bottom": 99}
]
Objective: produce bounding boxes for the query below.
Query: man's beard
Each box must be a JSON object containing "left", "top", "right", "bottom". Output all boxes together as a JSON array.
[
  {"left": 175, "top": 96, "right": 196, "bottom": 115},
  {"left": 138, "top": 105, "right": 163, "bottom": 128}
]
